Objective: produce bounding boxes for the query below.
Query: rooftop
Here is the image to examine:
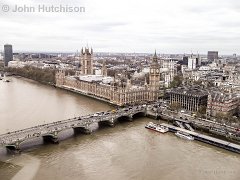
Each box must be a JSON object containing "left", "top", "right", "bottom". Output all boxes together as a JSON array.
[{"left": 170, "top": 86, "right": 208, "bottom": 97}]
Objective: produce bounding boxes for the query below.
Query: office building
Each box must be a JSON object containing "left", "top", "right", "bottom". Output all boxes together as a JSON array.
[
  {"left": 188, "top": 57, "right": 197, "bottom": 70},
  {"left": 4, "top": 44, "right": 13, "bottom": 67},
  {"left": 169, "top": 86, "right": 208, "bottom": 112},
  {"left": 207, "top": 51, "right": 218, "bottom": 61}
]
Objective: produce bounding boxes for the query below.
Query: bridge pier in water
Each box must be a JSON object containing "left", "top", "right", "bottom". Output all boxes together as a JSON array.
[
  {"left": 128, "top": 115, "right": 133, "bottom": 121},
  {"left": 5, "top": 141, "right": 21, "bottom": 153},
  {"left": 43, "top": 131, "right": 59, "bottom": 144},
  {"left": 117, "top": 115, "right": 133, "bottom": 122},
  {"left": 99, "top": 118, "right": 117, "bottom": 127},
  {"left": 73, "top": 126, "right": 92, "bottom": 135}
]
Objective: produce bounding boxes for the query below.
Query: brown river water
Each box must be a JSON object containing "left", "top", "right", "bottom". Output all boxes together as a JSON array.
[{"left": 0, "top": 77, "right": 239, "bottom": 180}]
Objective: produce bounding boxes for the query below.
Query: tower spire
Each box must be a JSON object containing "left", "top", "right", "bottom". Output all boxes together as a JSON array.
[{"left": 153, "top": 50, "right": 158, "bottom": 63}]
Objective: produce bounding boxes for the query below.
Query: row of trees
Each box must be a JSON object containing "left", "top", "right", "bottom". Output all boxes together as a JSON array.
[
  {"left": 6, "top": 66, "right": 56, "bottom": 84},
  {"left": 215, "top": 112, "right": 240, "bottom": 126},
  {"left": 169, "top": 75, "right": 183, "bottom": 88}
]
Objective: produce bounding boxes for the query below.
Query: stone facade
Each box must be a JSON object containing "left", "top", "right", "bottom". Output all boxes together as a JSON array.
[
  {"left": 101, "top": 60, "right": 108, "bottom": 77},
  {"left": 169, "top": 87, "right": 208, "bottom": 112},
  {"left": 207, "top": 91, "right": 239, "bottom": 117},
  {"left": 160, "top": 59, "right": 177, "bottom": 88},
  {"left": 80, "top": 47, "right": 93, "bottom": 75},
  {"left": 56, "top": 50, "right": 163, "bottom": 106}
]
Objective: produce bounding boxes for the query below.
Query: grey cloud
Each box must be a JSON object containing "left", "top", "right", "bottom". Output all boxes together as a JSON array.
[
  {"left": 70, "top": 22, "right": 129, "bottom": 32},
  {"left": 217, "top": 21, "right": 240, "bottom": 28},
  {"left": 1, "top": 0, "right": 240, "bottom": 54}
]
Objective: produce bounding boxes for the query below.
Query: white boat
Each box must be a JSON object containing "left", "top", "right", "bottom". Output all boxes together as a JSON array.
[
  {"left": 158, "top": 125, "right": 169, "bottom": 133},
  {"left": 175, "top": 131, "right": 194, "bottom": 140},
  {"left": 145, "top": 122, "right": 169, "bottom": 133},
  {"left": 4, "top": 79, "right": 10, "bottom": 82}
]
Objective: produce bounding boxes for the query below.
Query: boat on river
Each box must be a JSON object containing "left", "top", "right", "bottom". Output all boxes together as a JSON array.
[
  {"left": 175, "top": 131, "right": 194, "bottom": 140},
  {"left": 145, "top": 122, "right": 169, "bottom": 133}
]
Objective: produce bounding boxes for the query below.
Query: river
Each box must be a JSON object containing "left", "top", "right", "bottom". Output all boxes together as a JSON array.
[{"left": 0, "top": 77, "right": 239, "bottom": 180}]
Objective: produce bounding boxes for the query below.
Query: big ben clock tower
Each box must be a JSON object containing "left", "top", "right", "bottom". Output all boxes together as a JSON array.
[{"left": 149, "top": 50, "right": 160, "bottom": 91}]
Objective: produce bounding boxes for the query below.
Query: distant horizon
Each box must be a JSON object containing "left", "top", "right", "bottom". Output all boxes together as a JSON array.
[
  {"left": 0, "top": 48, "right": 237, "bottom": 56},
  {"left": 1, "top": 0, "right": 240, "bottom": 55}
]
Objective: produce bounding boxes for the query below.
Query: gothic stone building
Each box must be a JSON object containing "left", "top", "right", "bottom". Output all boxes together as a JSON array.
[{"left": 56, "top": 48, "right": 163, "bottom": 106}]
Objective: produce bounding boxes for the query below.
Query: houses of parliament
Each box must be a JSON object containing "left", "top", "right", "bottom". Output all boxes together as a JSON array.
[{"left": 56, "top": 47, "right": 163, "bottom": 106}]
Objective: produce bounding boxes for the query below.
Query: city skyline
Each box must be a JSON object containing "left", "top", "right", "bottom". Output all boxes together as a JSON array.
[
  {"left": 1, "top": 0, "right": 240, "bottom": 54},
  {"left": 0, "top": 0, "right": 240, "bottom": 179},
  {"left": 0, "top": 46, "right": 236, "bottom": 56}
]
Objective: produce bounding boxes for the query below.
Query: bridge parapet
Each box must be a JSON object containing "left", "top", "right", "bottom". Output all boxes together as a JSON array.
[{"left": 0, "top": 105, "right": 148, "bottom": 151}]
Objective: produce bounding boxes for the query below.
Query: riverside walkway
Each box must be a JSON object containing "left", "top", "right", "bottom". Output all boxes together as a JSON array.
[{"left": 160, "top": 123, "right": 240, "bottom": 154}]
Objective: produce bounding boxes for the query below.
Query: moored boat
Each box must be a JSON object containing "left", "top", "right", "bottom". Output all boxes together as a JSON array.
[
  {"left": 175, "top": 131, "right": 194, "bottom": 140},
  {"left": 145, "top": 122, "right": 169, "bottom": 133}
]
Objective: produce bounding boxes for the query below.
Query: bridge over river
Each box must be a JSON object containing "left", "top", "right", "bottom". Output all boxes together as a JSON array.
[{"left": 0, "top": 105, "right": 149, "bottom": 151}]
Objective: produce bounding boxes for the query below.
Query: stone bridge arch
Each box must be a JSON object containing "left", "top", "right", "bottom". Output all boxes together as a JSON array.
[
  {"left": 73, "top": 126, "right": 92, "bottom": 135},
  {"left": 131, "top": 111, "right": 146, "bottom": 119},
  {"left": 43, "top": 131, "right": 59, "bottom": 144},
  {"left": 5, "top": 143, "right": 21, "bottom": 152},
  {"left": 116, "top": 115, "right": 133, "bottom": 122},
  {"left": 5, "top": 132, "right": 43, "bottom": 152}
]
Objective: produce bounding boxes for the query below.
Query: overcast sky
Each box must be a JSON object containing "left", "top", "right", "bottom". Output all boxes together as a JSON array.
[{"left": 1, "top": 0, "right": 240, "bottom": 54}]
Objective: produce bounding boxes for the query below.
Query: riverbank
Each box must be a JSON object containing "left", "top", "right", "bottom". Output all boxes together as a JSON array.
[
  {"left": 5, "top": 73, "right": 119, "bottom": 108},
  {"left": 0, "top": 76, "right": 239, "bottom": 180},
  {"left": 0, "top": 76, "right": 112, "bottom": 134},
  {"left": 156, "top": 112, "right": 240, "bottom": 145},
  {"left": 5, "top": 66, "right": 56, "bottom": 85},
  {"left": 58, "top": 85, "right": 119, "bottom": 108},
  {"left": 3, "top": 74, "right": 118, "bottom": 113}
]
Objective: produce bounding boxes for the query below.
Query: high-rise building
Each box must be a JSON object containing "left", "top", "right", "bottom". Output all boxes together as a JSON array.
[
  {"left": 80, "top": 46, "right": 93, "bottom": 75},
  {"left": 182, "top": 56, "right": 188, "bottom": 65},
  {"left": 188, "top": 56, "right": 197, "bottom": 70},
  {"left": 196, "top": 54, "right": 202, "bottom": 67},
  {"left": 207, "top": 51, "right": 218, "bottom": 61},
  {"left": 4, "top": 44, "right": 13, "bottom": 67}
]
